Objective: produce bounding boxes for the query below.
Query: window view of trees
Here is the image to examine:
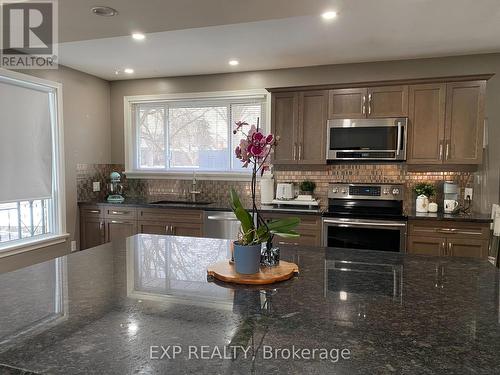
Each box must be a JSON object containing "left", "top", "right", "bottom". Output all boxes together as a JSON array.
[
  {"left": 134, "top": 100, "right": 264, "bottom": 172},
  {"left": 0, "top": 200, "right": 51, "bottom": 244}
]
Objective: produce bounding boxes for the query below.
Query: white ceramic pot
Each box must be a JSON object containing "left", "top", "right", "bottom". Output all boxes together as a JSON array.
[{"left": 416, "top": 195, "right": 429, "bottom": 213}]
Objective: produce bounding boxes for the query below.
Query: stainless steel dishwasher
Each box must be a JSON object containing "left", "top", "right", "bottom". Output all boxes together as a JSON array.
[{"left": 203, "top": 211, "right": 241, "bottom": 240}]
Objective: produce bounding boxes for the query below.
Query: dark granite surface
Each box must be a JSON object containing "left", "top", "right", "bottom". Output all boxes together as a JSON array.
[
  {"left": 0, "top": 235, "right": 499, "bottom": 374},
  {"left": 77, "top": 199, "right": 324, "bottom": 215},
  {"left": 408, "top": 210, "right": 493, "bottom": 223}
]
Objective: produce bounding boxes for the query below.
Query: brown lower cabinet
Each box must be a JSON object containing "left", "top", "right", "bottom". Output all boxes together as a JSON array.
[
  {"left": 407, "top": 219, "right": 490, "bottom": 259},
  {"left": 80, "top": 205, "right": 203, "bottom": 250},
  {"left": 260, "top": 213, "right": 322, "bottom": 247},
  {"left": 137, "top": 221, "right": 203, "bottom": 237},
  {"left": 105, "top": 220, "right": 137, "bottom": 243}
]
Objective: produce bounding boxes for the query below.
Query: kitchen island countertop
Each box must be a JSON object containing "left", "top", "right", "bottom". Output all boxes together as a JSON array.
[{"left": 0, "top": 235, "right": 499, "bottom": 374}]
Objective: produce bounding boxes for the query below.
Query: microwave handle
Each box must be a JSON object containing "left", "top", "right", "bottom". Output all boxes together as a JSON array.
[{"left": 396, "top": 121, "right": 402, "bottom": 156}]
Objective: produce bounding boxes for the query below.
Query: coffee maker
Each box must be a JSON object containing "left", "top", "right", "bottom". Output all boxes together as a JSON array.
[{"left": 443, "top": 181, "right": 459, "bottom": 213}]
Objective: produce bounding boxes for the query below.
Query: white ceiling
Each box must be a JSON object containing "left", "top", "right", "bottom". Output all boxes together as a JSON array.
[{"left": 58, "top": 0, "right": 500, "bottom": 81}]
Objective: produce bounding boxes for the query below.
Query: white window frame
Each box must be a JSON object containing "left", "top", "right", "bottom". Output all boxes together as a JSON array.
[
  {"left": 124, "top": 89, "right": 271, "bottom": 181},
  {"left": 0, "top": 68, "right": 68, "bottom": 257}
]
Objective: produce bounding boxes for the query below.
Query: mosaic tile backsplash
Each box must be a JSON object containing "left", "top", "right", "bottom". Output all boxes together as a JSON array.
[{"left": 77, "top": 163, "right": 475, "bottom": 214}]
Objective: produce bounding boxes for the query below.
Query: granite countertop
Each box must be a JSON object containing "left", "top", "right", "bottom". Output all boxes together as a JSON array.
[
  {"left": 407, "top": 210, "right": 493, "bottom": 223},
  {"left": 78, "top": 199, "right": 324, "bottom": 216},
  {"left": 0, "top": 235, "right": 499, "bottom": 374}
]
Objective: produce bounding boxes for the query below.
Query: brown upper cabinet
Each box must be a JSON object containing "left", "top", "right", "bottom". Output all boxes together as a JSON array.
[
  {"left": 407, "top": 83, "right": 446, "bottom": 164},
  {"left": 445, "top": 81, "right": 486, "bottom": 164},
  {"left": 271, "top": 90, "right": 328, "bottom": 165},
  {"left": 328, "top": 85, "right": 408, "bottom": 119},
  {"left": 407, "top": 80, "right": 486, "bottom": 165},
  {"left": 271, "top": 92, "right": 298, "bottom": 164}
]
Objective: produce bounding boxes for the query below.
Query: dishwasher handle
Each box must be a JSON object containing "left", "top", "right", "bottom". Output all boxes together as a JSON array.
[{"left": 206, "top": 215, "right": 239, "bottom": 221}]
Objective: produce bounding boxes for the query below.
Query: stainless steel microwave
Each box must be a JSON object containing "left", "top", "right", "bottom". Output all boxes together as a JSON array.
[{"left": 326, "top": 117, "right": 407, "bottom": 161}]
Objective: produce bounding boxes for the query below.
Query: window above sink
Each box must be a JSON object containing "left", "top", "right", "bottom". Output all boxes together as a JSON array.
[{"left": 123, "top": 89, "right": 270, "bottom": 181}]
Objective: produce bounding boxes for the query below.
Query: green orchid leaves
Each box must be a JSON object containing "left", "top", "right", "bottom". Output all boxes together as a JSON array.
[{"left": 230, "top": 188, "right": 300, "bottom": 245}]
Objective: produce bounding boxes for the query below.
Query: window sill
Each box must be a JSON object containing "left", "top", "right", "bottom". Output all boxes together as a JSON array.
[
  {"left": 124, "top": 171, "right": 255, "bottom": 182},
  {"left": 0, "top": 233, "right": 70, "bottom": 259}
]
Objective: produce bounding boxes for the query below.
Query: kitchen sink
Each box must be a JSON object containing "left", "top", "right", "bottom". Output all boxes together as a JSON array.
[{"left": 150, "top": 200, "right": 214, "bottom": 206}]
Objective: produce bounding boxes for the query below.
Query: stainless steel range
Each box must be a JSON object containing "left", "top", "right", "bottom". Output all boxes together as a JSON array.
[{"left": 322, "top": 183, "right": 407, "bottom": 252}]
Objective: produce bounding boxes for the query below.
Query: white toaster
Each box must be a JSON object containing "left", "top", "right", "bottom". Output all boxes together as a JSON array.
[{"left": 276, "top": 183, "right": 295, "bottom": 200}]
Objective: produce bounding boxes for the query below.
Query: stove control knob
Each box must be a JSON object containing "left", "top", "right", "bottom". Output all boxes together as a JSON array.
[
  {"left": 392, "top": 188, "right": 400, "bottom": 195},
  {"left": 341, "top": 189, "right": 347, "bottom": 194},
  {"left": 332, "top": 188, "right": 339, "bottom": 194},
  {"left": 383, "top": 189, "right": 389, "bottom": 195}
]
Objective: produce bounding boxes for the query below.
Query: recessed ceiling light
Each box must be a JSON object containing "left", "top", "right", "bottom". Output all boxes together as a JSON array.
[
  {"left": 321, "top": 11, "right": 338, "bottom": 20},
  {"left": 228, "top": 59, "right": 239, "bottom": 66},
  {"left": 91, "top": 6, "right": 118, "bottom": 17},
  {"left": 132, "top": 32, "right": 145, "bottom": 41},
  {"left": 124, "top": 68, "right": 134, "bottom": 74}
]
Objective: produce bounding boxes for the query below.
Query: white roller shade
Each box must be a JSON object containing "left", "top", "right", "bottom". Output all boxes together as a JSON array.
[{"left": 0, "top": 77, "right": 53, "bottom": 203}]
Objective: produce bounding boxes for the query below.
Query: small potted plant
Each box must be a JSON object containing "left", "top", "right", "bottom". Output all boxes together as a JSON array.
[
  {"left": 299, "top": 180, "right": 316, "bottom": 195},
  {"left": 414, "top": 183, "right": 436, "bottom": 213},
  {"left": 231, "top": 120, "right": 300, "bottom": 274}
]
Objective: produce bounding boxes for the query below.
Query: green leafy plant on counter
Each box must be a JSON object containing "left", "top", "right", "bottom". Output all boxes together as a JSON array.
[
  {"left": 299, "top": 180, "right": 316, "bottom": 193},
  {"left": 229, "top": 188, "right": 300, "bottom": 245},
  {"left": 414, "top": 182, "right": 436, "bottom": 198}
]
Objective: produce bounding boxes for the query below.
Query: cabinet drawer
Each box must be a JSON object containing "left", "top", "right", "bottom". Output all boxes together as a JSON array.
[
  {"left": 104, "top": 206, "right": 137, "bottom": 220},
  {"left": 261, "top": 213, "right": 321, "bottom": 246},
  {"left": 408, "top": 220, "right": 490, "bottom": 240},
  {"left": 80, "top": 205, "right": 103, "bottom": 218},
  {"left": 262, "top": 213, "right": 321, "bottom": 229},
  {"left": 275, "top": 230, "right": 321, "bottom": 247},
  {"left": 138, "top": 208, "right": 203, "bottom": 223}
]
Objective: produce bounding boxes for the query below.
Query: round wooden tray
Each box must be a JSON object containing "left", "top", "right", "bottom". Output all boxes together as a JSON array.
[{"left": 207, "top": 260, "right": 299, "bottom": 285}]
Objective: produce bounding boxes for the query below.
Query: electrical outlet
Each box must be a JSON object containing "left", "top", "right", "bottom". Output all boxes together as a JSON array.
[
  {"left": 92, "top": 181, "right": 100, "bottom": 192},
  {"left": 464, "top": 187, "right": 473, "bottom": 200},
  {"left": 70, "top": 240, "right": 77, "bottom": 252}
]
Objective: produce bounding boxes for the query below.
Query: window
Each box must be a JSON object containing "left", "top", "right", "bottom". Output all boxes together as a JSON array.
[
  {"left": 125, "top": 90, "right": 268, "bottom": 177},
  {"left": 0, "top": 70, "right": 66, "bottom": 252}
]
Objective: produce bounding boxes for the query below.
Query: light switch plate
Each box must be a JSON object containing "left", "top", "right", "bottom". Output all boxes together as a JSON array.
[
  {"left": 92, "top": 181, "right": 100, "bottom": 192},
  {"left": 464, "top": 187, "right": 473, "bottom": 200},
  {"left": 70, "top": 240, "right": 77, "bottom": 252}
]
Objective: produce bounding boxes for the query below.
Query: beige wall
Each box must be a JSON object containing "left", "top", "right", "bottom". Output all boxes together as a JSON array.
[
  {"left": 24, "top": 66, "right": 111, "bottom": 246},
  {"left": 110, "top": 53, "right": 500, "bottom": 210}
]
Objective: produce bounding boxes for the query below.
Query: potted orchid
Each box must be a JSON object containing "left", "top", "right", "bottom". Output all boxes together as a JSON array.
[{"left": 230, "top": 119, "right": 300, "bottom": 274}]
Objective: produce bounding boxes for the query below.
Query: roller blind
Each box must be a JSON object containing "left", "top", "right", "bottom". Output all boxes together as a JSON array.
[{"left": 0, "top": 77, "right": 53, "bottom": 203}]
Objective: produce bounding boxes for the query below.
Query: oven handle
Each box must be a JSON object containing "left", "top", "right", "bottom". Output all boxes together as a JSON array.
[{"left": 323, "top": 219, "right": 407, "bottom": 228}]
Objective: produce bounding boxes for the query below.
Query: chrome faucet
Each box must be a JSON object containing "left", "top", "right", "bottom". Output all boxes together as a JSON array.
[{"left": 190, "top": 172, "right": 201, "bottom": 203}]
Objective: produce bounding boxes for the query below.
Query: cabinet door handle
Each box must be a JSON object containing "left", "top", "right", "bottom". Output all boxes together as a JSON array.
[
  {"left": 298, "top": 143, "right": 302, "bottom": 160},
  {"left": 445, "top": 141, "right": 450, "bottom": 160},
  {"left": 293, "top": 143, "right": 297, "bottom": 160},
  {"left": 110, "top": 220, "right": 125, "bottom": 224},
  {"left": 362, "top": 96, "right": 366, "bottom": 115},
  {"left": 165, "top": 225, "right": 169, "bottom": 234},
  {"left": 111, "top": 211, "right": 128, "bottom": 215},
  {"left": 88, "top": 210, "right": 100, "bottom": 214},
  {"left": 439, "top": 141, "right": 443, "bottom": 160},
  {"left": 442, "top": 241, "right": 446, "bottom": 256},
  {"left": 171, "top": 226, "right": 175, "bottom": 235},
  {"left": 448, "top": 242, "right": 452, "bottom": 256},
  {"left": 99, "top": 221, "right": 104, "bottom": 231},
  {"left": 368, "top": 94, "right": 372, "bottom": 115}
]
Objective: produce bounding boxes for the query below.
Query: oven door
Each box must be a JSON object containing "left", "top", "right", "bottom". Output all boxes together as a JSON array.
[
  {"left": 322, "top": 218, "right": 407, "bottom": 252},
  {"left": 326, "top": 118, "right": 407, "bottom": 161}
]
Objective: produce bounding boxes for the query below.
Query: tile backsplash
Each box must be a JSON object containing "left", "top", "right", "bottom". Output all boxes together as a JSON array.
[{"left": 77, "top": 163, "right": 474, "bottom": 214}]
